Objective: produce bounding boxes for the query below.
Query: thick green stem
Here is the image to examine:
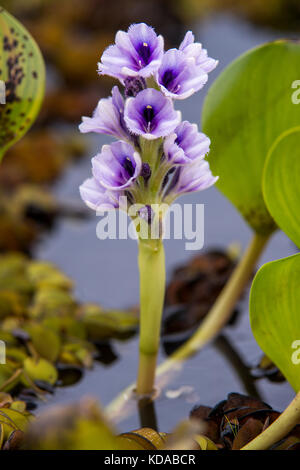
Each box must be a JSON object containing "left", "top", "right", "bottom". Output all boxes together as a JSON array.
[
  {"left": 106, "top": 232, "right": 270, "bottom": 420},
  {"left": 136, "top": 238, "right": 165, "bottom": 395},
  {"left": 241, "top": 390, "right": 300, "bottom": 450}
]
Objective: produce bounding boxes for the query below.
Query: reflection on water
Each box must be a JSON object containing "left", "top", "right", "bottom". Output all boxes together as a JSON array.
[{"left": 36, "top": 14, "right": 296, "bottom": 431}]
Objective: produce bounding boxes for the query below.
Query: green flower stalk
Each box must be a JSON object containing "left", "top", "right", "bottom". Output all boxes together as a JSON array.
[
  {"left": 137, "top": 237, "right": 165, "bottom": 395},
  {"left": 79, "top": 23, "right": 218, "bottom": 396}
]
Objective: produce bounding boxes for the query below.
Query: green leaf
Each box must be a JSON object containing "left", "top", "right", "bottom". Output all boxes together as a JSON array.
[
  {"left": 23, "top": 357, "right": 58, "bottom": 386},
  {"left": 263, "top": 126, "right": 300, "bottom": 248},
  {"left": 250, "top": 253, "right": 300, "bottom": 392},
  {"left": 25, "top": 323, "right": 61, "bottom": 362},
  {"left": 0, "top": 7, "right": 45, "bottom": 160},
  {"left": 81, "top": 304, "right": 138, "bottom": 340},
  {"left": 202, "top": 40, "right": 300, "bottom": 235}
]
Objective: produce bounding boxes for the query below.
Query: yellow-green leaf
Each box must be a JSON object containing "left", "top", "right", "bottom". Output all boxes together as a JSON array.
[
  {"left": 0, "top": 8, "right": 45, "bottom": 160},
  {"left": 263, "top": 127, "right": 300, "bottom": 248},
  {"left": 194, "top": 434, "right": 218, "bottom": 450},
  {"left": 25, "top": 323, "right": 61, "bottom": 362},
  {"left": 250, "top": 253, "right": 300, "bottom": 392},
  {"left": 23, "top": 357, "right": 58, "bottom": 386},
  {"left": 202, "top": 40, "right": 300, "bottom": 235}
]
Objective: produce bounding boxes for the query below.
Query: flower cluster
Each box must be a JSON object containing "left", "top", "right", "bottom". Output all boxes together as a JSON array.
[{"left": 80, "top": 23, "right": 218, "bottom": 216}]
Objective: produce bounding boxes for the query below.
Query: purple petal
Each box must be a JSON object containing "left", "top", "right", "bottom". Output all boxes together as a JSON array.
[
  {"left": 79, "top": 177, "right": 120, "bottom": 211},
  {"left": 179, "top": 31, "right": 195, "bottom": 50},
  {"left": 174, "top": 121, "right": 211, "bottom": 161},
  {"left": 79, "top": 86, "right": 129, "bottom": 140},
  {"left": 92, "top": 141, "right": 141, "bottom": 190},
  {"left": 98, "top": 23, "right": 164, "bottom": 81},
  {"left": 111, "top": 85, "right": 125, "bottom": 113},
  {"left": 175, "top": 159, "right": 218, "bottom": 195},
  {"left": 164, "top": 122, "right": 210, "bottom": 165},
  {"left": 157, "top": 49, "right": 208, "bottom": 100},
  {"left": 163, "top": 133, "right": 186, "bottom": 164},
  {"left": 195, "top": 48, "right": 218, "bottom": 73},
  {"left": 179, "top": 32, "right": 218, "bottom": 73},
  {"left": 124, "top": 88, "right": 181, "bottom": 139}
]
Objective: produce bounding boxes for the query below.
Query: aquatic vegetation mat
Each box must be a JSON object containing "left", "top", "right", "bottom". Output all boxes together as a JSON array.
[{"left": 0, "top": 252, "right": 138, "bottom": 406}]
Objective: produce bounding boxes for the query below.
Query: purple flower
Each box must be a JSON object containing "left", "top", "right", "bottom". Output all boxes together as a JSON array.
[
  {"left": 92, "top": 141, "right": 142, "bottom": 191},
  {"left": 79, "top": 177, "right": 120, "bottom": 211},
  {"left": 124, "top": 88, "right": 181, "bottom": 140},
  {"left": 172, "top": 159, "right": 218, "bottom": 196},
  {"left": 156, "top": 49, "right": 208, "bottom": 100},
  {"left": 179, "top": 31, "right": 218, "bottom": 74},
  {"left": 98, "top": 23, "right": 164, "bottom": 81},
  {"left": 79, "top": 86, "right": 129, "bottom": 140},
  {"left": 164, "top": 121, "right": 210, "bottom": 164}
]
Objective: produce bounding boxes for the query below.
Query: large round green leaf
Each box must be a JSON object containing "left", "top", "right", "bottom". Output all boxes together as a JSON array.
[
  {"left": 0, "top": 8, "right": 45, "bottom": 161},
  {"left": 263, "top": 127, "right": 300, "bottom": 249},
  {"left": 202, "top": 40, "right": 300, "bottom": 235},
  {"left": 250, "top": 253, "right": 300, "bottom": 392}
]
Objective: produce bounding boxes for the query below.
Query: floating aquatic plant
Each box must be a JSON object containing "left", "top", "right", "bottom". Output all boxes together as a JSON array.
[{"left": 0, "top": 253, "right": 138, "bottom": 403}]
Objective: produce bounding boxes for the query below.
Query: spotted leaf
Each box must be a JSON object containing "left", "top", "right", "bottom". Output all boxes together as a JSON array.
[{"left": 0, "top": 8, "right": 45, "bottom": 160}]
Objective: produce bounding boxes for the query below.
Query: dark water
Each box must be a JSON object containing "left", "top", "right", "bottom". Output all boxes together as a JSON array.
[{"left": 36, "top": 14, "right": 296, "bottom": 432}]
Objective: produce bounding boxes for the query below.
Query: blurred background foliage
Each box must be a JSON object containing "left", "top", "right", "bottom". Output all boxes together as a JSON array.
[{"left": 1, "top": 0, "right": 300, "bottom": 254}]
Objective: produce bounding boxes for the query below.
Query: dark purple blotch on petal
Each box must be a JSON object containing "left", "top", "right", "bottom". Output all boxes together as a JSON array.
[
  {"left": 163, "top": 167, "right": 181, "bottom": 196},
  {"left": 137, "top": 42, "right": 152, "bottom": 65},
  {"left": 123, "top": 156, "right": 135, "bottom": 177},
  {"left": 161, "top": 69, "right": 179, "bottom": 93},
  {"left": 143, "top": 104, "right": 155, "bottom": 130}
]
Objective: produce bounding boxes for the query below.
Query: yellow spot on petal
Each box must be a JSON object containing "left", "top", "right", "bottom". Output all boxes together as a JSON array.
[
  {"left": 146, "top": 105, "right": 152, "bottom": 109},
  {"left": 143, "top": 42, "right": 148, "bottom": 47}
]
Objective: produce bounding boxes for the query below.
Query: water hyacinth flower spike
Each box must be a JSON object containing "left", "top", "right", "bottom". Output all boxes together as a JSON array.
[{"left": 79, "top": 22, "right": 218, "bottom": 397}]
